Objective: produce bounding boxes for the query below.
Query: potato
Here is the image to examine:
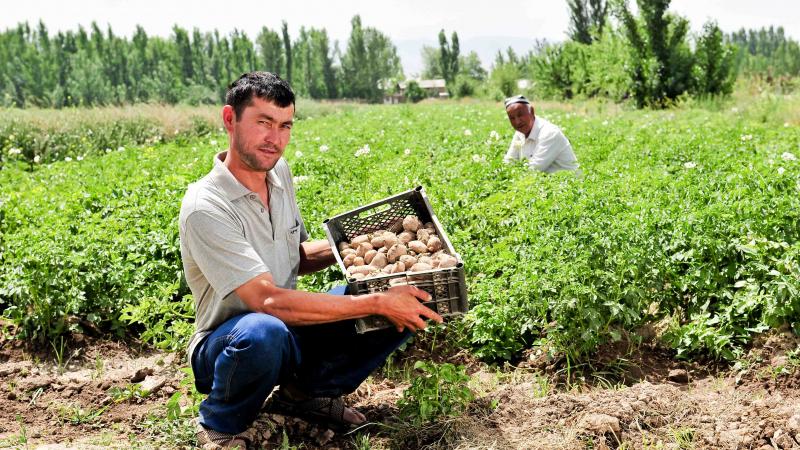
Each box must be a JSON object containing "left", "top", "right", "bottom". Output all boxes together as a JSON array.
[
  {"left": 416, "top": 228, "right": 431, "bottom": 244},
  {"left": 356, "top": 242, "right": 374, "bottom": 257},
  {"left": 399, "top": 254, "right": 417, "bottom": 267},
  {"left": 351, "top": 234, "right": 370, "bottom": 246},
  {"left": 371, "top": 252, "right": 388, "bottom": 269},
  {"left": 340, "top": 248, "right": 357, "bottom": 257},
  {"left": 338, "top": 241, "right": 351, "bottom": 252},
  {"left": 382, "top": 231, "right": 399, "bottom": 249},
  {"left": 347, "top": 265, "right": 375, "bottom": 277},
  {"left": 342, "top": 253, "right": 357, "bottom": 268},
  {"left": 387, "top": 243, "right": 407, "bottom": 263},
  {"left": 353, "top": 256, "right": 365, "bottom": 266},
  {"left": 436, "top": 254, "right": 458, "bottom": 268},
  {"left": 377, "top": 246, "right": 387, "bottom": 254},
  {"left": 370, "top": 235, "right": 385, "bottom": 248},
  {"left": 364, "top": 249, "right": 378, "bottom": 265},
  {"left": 418, "top": 255, "right": 433, "bottom": 266},
  {"left": 351, "top": 272, "right": 366, "bottom": 280},
  {"left": 408, "top": 240, "right": 428, "bottom": 254},
  {"left": 403, "top": 215, "right": 422, "bottom": 232},
  {"left": 424, "top": 222, "right": 435, "bottom": 231},
  {"left": 389, "top": 261, "right": 406, "bottom": 273},
  {"left": 398, "top": 231, "right": 415, "bottom": 245},
  {"left": 410, "top": 262, "right": 433, "bottom": 272},
  {"left": 381, "top": 265, "right": 394, "bottom": 274},
  {"left": 426, "top": 236, "right": 443, "bottom": 253}
]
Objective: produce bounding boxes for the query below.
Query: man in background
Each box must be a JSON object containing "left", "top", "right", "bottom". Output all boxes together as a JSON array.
[{"left": 503, "top": 95, "right": 579, "bottom": 173}]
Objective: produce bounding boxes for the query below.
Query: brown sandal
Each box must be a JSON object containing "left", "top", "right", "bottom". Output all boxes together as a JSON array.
[{"left": 265, "top": 392, "right": 365, "bottom": 431}]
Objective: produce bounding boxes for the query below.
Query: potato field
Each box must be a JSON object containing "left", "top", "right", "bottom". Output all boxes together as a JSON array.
[{"left": 0, "top": 95, "right": 799, "bottom": 448}]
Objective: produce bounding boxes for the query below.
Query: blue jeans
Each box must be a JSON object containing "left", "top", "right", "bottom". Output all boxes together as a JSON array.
[{"left": 191, "top": 285, "right": 411, "bottom": 434}]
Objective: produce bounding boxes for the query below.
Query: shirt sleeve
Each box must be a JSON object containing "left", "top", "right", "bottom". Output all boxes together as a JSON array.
[
  {"left": 182, "top": 210, "right": 270, "bottom": 298},
  {"left": 527, "top": 131, "right": 569, "bottom": 172}
]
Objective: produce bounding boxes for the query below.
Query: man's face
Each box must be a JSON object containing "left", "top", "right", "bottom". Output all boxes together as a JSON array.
[
  {"left": 506, "top": 103, "right": 534, "bottom": 137},
  {"left": 225, "top": 96, "right": 294, "bottom": 172}
]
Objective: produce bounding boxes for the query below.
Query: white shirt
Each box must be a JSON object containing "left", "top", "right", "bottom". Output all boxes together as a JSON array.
[{"left": 504, "top": 116, "right": 579, "bottom": 173}]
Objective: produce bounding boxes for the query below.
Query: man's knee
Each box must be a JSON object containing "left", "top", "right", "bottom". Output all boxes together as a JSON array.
[{"left": 231, "top": 313, "right": 296, "bottom": 363}]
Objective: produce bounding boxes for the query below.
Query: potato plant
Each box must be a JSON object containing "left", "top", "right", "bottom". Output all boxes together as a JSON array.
[{"left": 1, "top": 98, "right": 798, "bottom": 363}]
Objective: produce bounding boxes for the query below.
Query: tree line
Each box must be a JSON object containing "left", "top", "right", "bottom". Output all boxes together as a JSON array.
[
  {"left": 2, "top": 2, "right": 798, "bottom": 109},
  {"left": 481, "top": 0, "right": 800, "bottom": 107},
  {"left": 0, "top": 15, "right": 402, "bottom": 107}
]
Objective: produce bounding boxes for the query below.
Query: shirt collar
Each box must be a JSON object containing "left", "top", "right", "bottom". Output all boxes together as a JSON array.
[
  {"left": 525, "top": 117, "right": 544, "bottom": 141},
  {"left": 209, "top": 151, "right": 283, "bottom": 201}
]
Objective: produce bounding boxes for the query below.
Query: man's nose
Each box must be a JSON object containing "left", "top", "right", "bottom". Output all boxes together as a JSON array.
[{"left": 263, "top": 126, "right": 279, "bottom": 142}]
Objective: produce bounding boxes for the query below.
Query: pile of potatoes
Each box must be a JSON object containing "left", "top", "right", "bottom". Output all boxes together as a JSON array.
[{"left": 338, "top": 215, "right": 459, "bottom": 280}]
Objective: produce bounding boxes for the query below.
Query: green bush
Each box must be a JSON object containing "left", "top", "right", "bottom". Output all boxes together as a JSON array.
[
  {"left": 404, "top": 81, "right": 427, "bottom": 103},
  {"left": 397, "top": 361, "right": 474, "bottom": 425}
]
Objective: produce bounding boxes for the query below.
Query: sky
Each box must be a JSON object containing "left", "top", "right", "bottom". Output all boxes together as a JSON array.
[{"left": 3, "top": 0, "right": 799, "bottom": 76}]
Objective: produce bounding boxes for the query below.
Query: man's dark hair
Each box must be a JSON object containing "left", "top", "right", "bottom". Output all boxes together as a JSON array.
[{"left": 225, "top": 72, "right": 295, "bottom": 120}]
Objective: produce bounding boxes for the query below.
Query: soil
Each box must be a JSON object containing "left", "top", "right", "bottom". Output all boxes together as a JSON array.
[{"left": 0, "top": 326, "right": 799, "bottom": 450}]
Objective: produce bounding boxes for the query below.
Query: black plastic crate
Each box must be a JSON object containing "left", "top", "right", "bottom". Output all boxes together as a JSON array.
[{"left": 323, "top": 186, "right": 468, "bottom": 333}]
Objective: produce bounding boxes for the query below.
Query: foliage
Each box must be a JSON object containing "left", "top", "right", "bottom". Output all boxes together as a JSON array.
[
  {"left": 531, "top": 42, "right": 585, "bottom": 99},
  {"left": 615, "top": 0, "right": 694, "bottom": 107},
  {"left": 397, "top": 361, "right": 474, "bottom": 425},
  {"left": 0, "top": 100, "right": 353, "bottom": 166},
  {"left": 2, "top": 98, "right": 799, "bottom": 362},
  {"left": 729, "top": 26, "right": 800, "bottom": 77},
  {"left": 0, "top": 18, "right": 402, "bottom": 107},
  {"left": 404, "top": 81, "right": 427, "bottom": 103},
  {"left": 693, "top": 21, "right": 736, "bottom": 97},
  {"left": 438, "top": 30, "right": 460, "bottom": 87},
  {"left": 489, "top": 62, "right": 521, "bottom": 99},
  {"left": 0, "top": 140, "right": 203, "bottom": 344},
  {"left": 567, "top": 0, "right": 610, "bottom": 44},
  {"left": 340, "top": 15, "right": 403, "bottom": 102}
]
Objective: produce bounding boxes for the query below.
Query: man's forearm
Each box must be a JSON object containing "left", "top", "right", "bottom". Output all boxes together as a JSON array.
[
  {"left": 298, "top": 239, "right": 336, "bottom": 274},
  {"left": 260, "top": 287, "right": 380, "bottom": 325},
  {"left": 234, "top": 273, "right": 440, "bottom": 332}
]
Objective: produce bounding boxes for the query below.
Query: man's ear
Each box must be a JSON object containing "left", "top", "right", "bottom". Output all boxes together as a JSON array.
[{"left": 222, "top": 105, "right": 236, "bottom": 132}]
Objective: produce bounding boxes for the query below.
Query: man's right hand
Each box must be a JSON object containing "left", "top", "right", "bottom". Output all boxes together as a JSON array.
[{"left": 374, "top": 285, "right": 443, "bottom": 333}]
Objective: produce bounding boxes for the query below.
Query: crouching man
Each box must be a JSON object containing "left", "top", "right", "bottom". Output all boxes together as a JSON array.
[
  {"left": 179, "top": 71, "right": 442, "bottom": 449},
  {"left": 503, "top": 95, "right": 579, "bottom": 173}
]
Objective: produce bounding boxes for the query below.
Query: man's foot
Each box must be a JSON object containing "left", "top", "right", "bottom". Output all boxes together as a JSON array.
[
  {"left": 265, "top": 391, "right": 367, "bottom": 431},
  {"left": 194, "top": 418, "right": 252, "bottom": 449}
]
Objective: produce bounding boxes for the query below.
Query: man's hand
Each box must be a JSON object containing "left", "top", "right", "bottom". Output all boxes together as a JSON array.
[{"left": 374, "top": 285, "right": 443, "bottom": 333}]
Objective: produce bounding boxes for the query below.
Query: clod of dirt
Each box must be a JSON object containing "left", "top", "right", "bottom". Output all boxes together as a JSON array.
[
  {"left": 667, "top": 368, "right": 690, "bottom": 383},
  {"left": 788, "top": 414, "right": 800, "bottom": 433},
  {"left": 771, "top": 429, "right": 796, "bottom": 449},
  {"left": 139, "top": 375, "right": 166, "bottom": 394},
  {"left": 577, "top": 413, "right": 621, "bottom": 435},
  {"left": 130, "top": 367, "right": 153, "bottom": 383}
]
